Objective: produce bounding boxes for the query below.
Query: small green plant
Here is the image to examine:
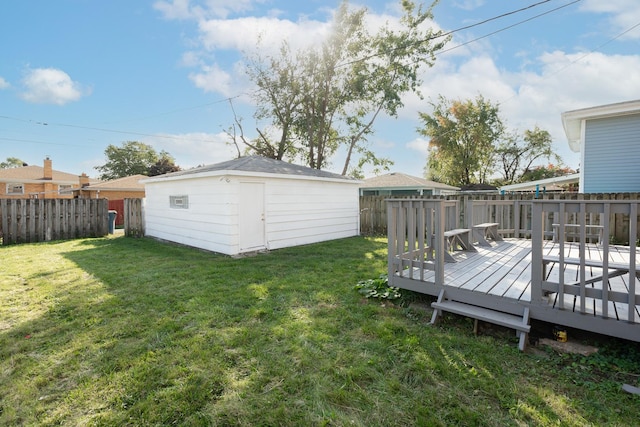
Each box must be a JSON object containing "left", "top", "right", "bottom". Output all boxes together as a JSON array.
[{"left": 354, "top": 274, "right": 401, "bottom": 300}]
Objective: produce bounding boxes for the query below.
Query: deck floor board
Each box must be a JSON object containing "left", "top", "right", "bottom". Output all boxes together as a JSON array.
[{"left": 402, "top": 238, "right": 640, "bottom": 325}]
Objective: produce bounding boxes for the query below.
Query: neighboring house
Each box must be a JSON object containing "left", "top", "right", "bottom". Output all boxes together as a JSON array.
[
  {"left": 73, "top": 174, "right": 146, "bottom": 200},
  {"left": 499, "top": 173, "right": 580, "bottom": 194},
  {"left": 73, "top": 174, "right": 147, "bottom": 226},
  {"left": 142, "top": 156, "right": 361, "bottom": 256},
  {"left": 0, "top": 157, "right": 96, "bottom": 199},
  {"left": 360, "top": 172, "right": 459, "bottom": 196},
  {"left": 562, "top": 99, "right": 640, "bottom": 193}
]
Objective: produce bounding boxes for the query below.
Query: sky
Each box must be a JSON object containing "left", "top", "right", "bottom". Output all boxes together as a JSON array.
[{"left": 1, "top": 0, "right": 639, "bottom": 180}]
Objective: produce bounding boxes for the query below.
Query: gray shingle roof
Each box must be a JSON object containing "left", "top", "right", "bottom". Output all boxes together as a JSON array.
[{"left": 152, "top": 156, "right": 357, "bottom": 181}]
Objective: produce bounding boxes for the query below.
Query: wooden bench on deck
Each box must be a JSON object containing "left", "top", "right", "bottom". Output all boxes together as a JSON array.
[
  {"left": 552, "top": 224, "right": 604, "bottom": 245},
  {"left": 432, "top": 228, "right": 477, "bottom": 263},
  {"left": 472, "top": 222, "right": 503, "bottom": 247},
  {"left": 542, "top": 255, "right": 639, "bottom": 287}
]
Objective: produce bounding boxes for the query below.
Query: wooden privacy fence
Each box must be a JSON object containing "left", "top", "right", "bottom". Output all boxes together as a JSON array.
[
  {"left": 124, "top": 198, "right": 145, "bottom": 237},
  {"left": 360, "top": 193, "right": 640, "bottom": 243},
  {"left": 0, "top": 198, "right": 109, "bottom": 245}
]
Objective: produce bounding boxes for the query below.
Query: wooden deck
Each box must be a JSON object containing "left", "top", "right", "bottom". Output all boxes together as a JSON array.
[
  {"left": 392, "top": 238, "right": 640, "bottom": 341},
  {"left": 386, "top": 198, "right": 640, "bottom": 344}
]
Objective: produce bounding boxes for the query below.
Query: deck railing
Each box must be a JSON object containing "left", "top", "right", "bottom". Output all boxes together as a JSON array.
[
  {"left": 530, "top": 200, "right": 639, "bottom": 321},
  {"left": 387, "top": 199, "right": 461, "bottom": 287}
]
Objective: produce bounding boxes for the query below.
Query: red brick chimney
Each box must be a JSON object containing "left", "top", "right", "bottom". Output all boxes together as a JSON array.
[{"left": 43, "top": 157, "right": 53, "bottom": 180}]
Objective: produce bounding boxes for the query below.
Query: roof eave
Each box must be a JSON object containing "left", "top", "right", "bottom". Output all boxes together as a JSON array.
[
  {"left": 562, "top": 99, "right": 640, "bottom": 153},
  {"left": 143, "top": 170, "right": 361, "bottom": 185}
]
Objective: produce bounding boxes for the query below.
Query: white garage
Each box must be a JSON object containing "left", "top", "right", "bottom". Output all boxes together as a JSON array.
[{"left": 142, "top": 156, "right": 361, "bottom": 255}]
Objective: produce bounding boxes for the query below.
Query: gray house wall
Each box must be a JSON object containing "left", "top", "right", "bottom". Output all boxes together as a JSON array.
[{"left": 583, "top": 113, "right": 640, "bottom": 193}]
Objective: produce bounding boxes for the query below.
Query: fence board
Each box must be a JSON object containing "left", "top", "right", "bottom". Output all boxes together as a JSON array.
[
  {"left": 124, "top": 198, "right": 145, "bottom": 237},
  {"left": 360, "top": 193, "right": 640, "bottom": 242},
  {"left": 0, "top": 198, "right": 109, "bottom": 245}
]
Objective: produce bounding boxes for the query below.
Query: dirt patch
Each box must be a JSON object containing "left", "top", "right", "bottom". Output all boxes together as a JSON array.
[{"left": 537, "top": 338, "right": 599, "bottom": 356}]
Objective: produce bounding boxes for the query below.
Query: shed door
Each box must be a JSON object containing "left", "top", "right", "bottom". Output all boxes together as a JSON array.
[{"left": 238, "top": 182, "right": 266, "bottom": 252}]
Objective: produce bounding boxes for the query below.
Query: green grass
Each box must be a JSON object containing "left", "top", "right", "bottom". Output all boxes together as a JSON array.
[{"left": 1, "top": 235, "right": 639, "bottom": 426}]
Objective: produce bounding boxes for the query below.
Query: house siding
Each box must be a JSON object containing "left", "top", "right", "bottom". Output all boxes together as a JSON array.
[{"left": 583, "top": 113, "right": 640, "bottom": 193}]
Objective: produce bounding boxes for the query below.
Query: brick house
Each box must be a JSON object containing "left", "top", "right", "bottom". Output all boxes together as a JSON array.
[
  {"left": 0, "top": 158, "right": 97, "bottom": 199},
  {"left": 72, "top": 174, "right": 146, "bottom": 226},
  {"left": 74, "top": 174, "right": 146, "bottom": 200}
]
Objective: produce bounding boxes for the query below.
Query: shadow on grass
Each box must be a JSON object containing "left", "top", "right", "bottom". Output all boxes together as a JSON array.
[{"left": 2, "top": 235, "right": 638, "bottom": 426}]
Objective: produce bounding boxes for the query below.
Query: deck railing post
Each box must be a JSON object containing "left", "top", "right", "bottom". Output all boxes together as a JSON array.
[
  {"left": 387, "top": 200, "right": 397, "bottom": 284},
  {"left": 530, "top": 201, "right": 544, "bottom": 303},
  {"left": 628, "top": 202, "right": 637, "bottom": 322},
  {"left": 463, "top": 196, "right": 472, "bottom": 229},
  {"left": 434, "top": 200, "right": 445, "bottom": 286}
]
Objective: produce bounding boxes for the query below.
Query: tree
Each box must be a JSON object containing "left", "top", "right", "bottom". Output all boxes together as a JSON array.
[
  {"left": 0, "top": 157, "right": 26, "bottom": 169},
  {"left": 495, "top": 126, "right": 561, "bottom": 185},
  {"left": 148, "top": 153, "right": 181, "bottom": 176},
  {"left": 95, "top": 141, "right": 178, "bottom": 180},
  {"left": 232, "top": 0, "right": 449, "bottom": 176},
  {"left": 418, "top": 95, "right": 504, "bottom": 187},
  {"left": 520, "top": 163, "right": 576, "bottom": 182}
]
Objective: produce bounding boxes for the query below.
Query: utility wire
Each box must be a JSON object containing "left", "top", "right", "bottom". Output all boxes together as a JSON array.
[
  {"left": 338, "top": 0, "right": 575, "bottom": 68},
  {"left": 497, "top": 19, "right": 640, "bottom": 108},
  {"left": 436, "top": 0, "right": 582, "bottom": 56},
  {"left": 0, "top": 95, "right": 244, "bottom": 145}
]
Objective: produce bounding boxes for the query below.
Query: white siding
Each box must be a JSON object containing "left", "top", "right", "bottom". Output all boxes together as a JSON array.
[
  {"left": 262, "top": 177, "right": 360, "bottom": 250},
  {"left": 144, "top": 177, "right": 239, "bottom": 255},
  {"left": 583, "top": 113, "right": 640, "bottom": 193},
  {"left": 144, "top": 172, "right": 360, "bottom": 255}
]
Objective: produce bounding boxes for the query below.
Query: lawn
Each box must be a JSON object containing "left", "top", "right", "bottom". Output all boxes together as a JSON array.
[{"left": 1, "top": 235, "right": 638, "bottom": 426}]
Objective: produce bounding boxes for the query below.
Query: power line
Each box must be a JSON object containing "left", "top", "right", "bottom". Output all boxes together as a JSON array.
[
  {"left": 338, "top": 0, "right": 576, "bottom": 68},
  {"left": 436, "top": 0, "right": 582, "bottom": 56},
  {"left": 0, "top": 115, "right": 228, "bottom": 146},
  {"left": 497, "top": 19, "right": 640, "bottom": 108},
  {"left": 0, "top": 136, "right": 86, "bottom": 147},
  {"left": 99, "top": 94, "right": 245, "bottom": 125}
]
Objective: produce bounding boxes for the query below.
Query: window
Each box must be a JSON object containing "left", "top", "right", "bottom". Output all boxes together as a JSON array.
[
  {"left": 7, "top": 183, "right": 24, "bottom": 195},
  {"left": 58, "top": 184, "right": 73, "bottom": 195},
  {"left": 170, "top": 195, "right": 189, "bottom": 209}
]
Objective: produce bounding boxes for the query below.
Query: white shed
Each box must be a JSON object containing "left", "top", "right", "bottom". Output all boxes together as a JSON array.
[{"left": 141, "top": 156, "right": 361, "bottom": 255}]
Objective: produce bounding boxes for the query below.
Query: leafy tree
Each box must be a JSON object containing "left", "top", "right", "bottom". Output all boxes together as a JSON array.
[
  {"left": 418, "top": 95, "right": 504, "bottom": 187},
  {"left": 520, "top": 163, "right": 576, "bottom": 182},
  {"left": 495, "top": 126, "right": 561, "bottom": 185},
  {"left": 0, "top": 157, "right": 26, "bottom": 168},
  {"left": 233, "top": 0, "right": 449, "bottom": 176},
  {"left": 148, "top": 153, "right": 181, "bottom": 176},
  {"left": 95, "top": 141, "right": 178, "bottom": 180}
]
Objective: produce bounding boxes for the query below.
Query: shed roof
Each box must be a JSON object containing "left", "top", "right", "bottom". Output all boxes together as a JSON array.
[
  {"left": 143, "top": 156, "right": 359, "bottom": 183},
  {"left": 361, "top": 172, "right": 459, "bottom": 190}
]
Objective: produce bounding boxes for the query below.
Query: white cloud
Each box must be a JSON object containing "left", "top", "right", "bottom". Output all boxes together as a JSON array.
[
  {"left": 188, "top": 63, "right": 234, "bottom": 95},
  {"left": 143, "top": 131, "right": 239, "bottom": 169},
  {"left": 154, "top": 0, "right": 260, "bottom": 20},
  {"left": 154, "top": 0, "right": 196, "bottom": 20},
  {"left": 0, "top": 76, "right": 9, "bottom": 89},
  {"left": 20, "top": 68, "right": 88, "bottom": 105},
  {"left": 197, "top": 16, "right": 327, "bottom": 53},
  {"left": 406, "top": 137, "right": 430, "bottom": 156},
  {"left": 395, "top": 44, "right": 640, "bottom": 175},
  {"left": 581, "top": 0, "right": 640, "bottom": 40}
]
